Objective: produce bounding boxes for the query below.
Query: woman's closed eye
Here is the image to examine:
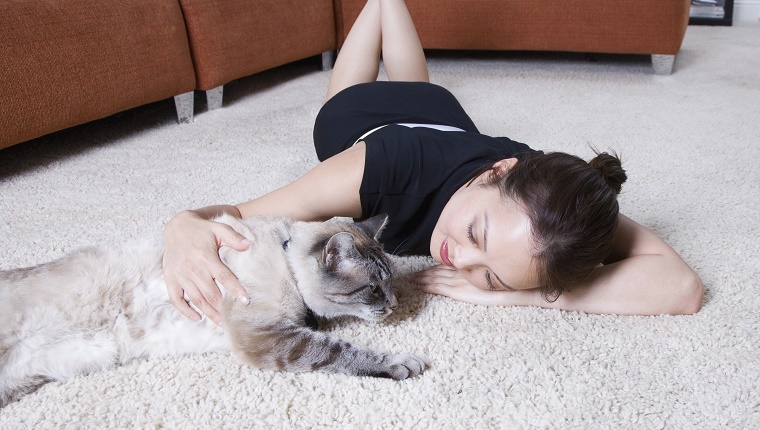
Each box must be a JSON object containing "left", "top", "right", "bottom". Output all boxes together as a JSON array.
[
  {"left": 466, "top": 221, "right": 495, "bottom": 290},
  {"left": 485, "top": 271, "right": 496, "bottom": 290},
  {"left": 487, "top": 272, "right": 517, "bottom": 292},
  {"left": 467, "top": 222, "right": 477, "bottom": 244}
]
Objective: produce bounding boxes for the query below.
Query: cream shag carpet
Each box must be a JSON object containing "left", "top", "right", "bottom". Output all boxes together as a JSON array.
[{"left": 1, "top": 24, "right": 758, "bottom": 429}]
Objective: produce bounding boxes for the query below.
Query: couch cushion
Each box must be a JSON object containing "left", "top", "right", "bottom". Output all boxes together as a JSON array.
[
  {"left": 0, "top": 0, "right": 196, "bottom": 149},
  {"left": 179, "top": 0, "right": 336, "bottom": 91}
]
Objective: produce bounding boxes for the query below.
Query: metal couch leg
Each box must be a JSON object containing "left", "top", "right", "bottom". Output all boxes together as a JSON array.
[
  {"left": 321, "top": 50, "right": 335, "bottom": 71},
  {"left": 207, "top": 86, "right": 223, "bottom": 110},
  {"left": 652, "top": 54, "right": 675, "bottom": 75},
  {"left": 173, "top": 91, "right": 194, "bottom": 124}
]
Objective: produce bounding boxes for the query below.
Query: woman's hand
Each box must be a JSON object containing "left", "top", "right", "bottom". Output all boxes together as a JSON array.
[
  {"left": 413, "top": 265, "right": 527, "bottom": 306},
  {"left": 162, "top": 210, "right": 251, "bottom": 325}
]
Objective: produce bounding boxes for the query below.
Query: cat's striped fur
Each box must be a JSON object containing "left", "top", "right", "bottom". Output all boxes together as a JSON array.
[{"left": 0, "top": 214, "right": 424, "bottom": 407}]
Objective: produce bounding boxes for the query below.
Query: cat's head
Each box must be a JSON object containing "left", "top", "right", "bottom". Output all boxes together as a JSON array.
[
  {"left": 298, "top": 214, "right": 397, "bottom": 322},
  {"left": 214, "top": 214, "right": 397, "bottom": 323}
]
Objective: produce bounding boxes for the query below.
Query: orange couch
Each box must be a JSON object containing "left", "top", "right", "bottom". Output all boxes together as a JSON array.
[
  {"left": 0, "top": 0, "right": 336, "bottom": 150},
  {"left": 1, "top": 0, "right": 690, "bottom": 151},
  {"left": 333, "top": 0, "right": 690, "bottom": 75}
]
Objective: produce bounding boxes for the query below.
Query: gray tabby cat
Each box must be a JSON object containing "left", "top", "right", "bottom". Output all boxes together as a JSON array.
[{"left": 0, "top": 214, "right": 424, "bottom": 407}]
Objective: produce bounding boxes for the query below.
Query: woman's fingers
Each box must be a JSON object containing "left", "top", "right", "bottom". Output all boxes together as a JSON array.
[
  {"left": 412, "top": 264, "right": 462, "bottom": 284},
  {"left": 413, "top": 264, "right": 511, "bottom": 305},
  {"left": 216, "top": 224, "right": 252, "bottom": 252},
  {"left": 162, "top": 211, "right": 250, "bottom": 325},
  {"left": 167, "top": 278, "right": 203, "bottom": 322},
  {"left": 183, "top": 277, "right": 223, "bottom": 326},
  {"left": 164, "top": 253, "right": 223, "bottom": 324},
  {"left": 413, "top": 265, "right": 471, "bottom": 295},
  {"left": 212, "top": 225, "right": 251, "bottom": 305}
]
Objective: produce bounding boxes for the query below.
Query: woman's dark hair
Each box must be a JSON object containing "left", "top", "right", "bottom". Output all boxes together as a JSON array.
[{"left": 484, "top": 150, "right": 627, "bottom": 301}]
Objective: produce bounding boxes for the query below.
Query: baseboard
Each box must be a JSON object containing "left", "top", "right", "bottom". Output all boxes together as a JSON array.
[{"left": 735, "top": 0, "right": 760, "bottom": 22}]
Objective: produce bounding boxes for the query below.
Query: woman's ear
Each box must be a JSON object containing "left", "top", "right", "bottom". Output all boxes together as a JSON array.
[{"left": 489, "top": 158, "right": 518, "bottom": 179}]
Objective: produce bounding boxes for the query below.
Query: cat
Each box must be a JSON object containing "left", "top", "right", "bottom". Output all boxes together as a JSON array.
[{"left": 0, "top": 214, "right": 425, "bottom": 407}]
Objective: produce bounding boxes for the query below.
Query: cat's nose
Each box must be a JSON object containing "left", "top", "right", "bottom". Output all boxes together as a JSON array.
[{"left": 388, "top": 294, "right": 398, "bottom": 310}]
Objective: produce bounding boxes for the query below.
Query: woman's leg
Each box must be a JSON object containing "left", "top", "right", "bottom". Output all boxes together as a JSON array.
[
  {"left": 379, "top": 0, "right": 429, "bottom": 82},
  {"left": 325, "top": 0, "right": 429, "bottom": 102},
  {"left": 325, "top": 0, "right": 382, "bottom": 102}
]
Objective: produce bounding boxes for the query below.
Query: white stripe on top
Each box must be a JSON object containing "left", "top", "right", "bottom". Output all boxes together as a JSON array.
[{"left": 354, "top": 123, "right": 466, "bottom": 145}]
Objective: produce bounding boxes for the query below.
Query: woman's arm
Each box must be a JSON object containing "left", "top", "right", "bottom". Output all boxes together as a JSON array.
[
  {"left": 163, "top": 143, "right": 367, "bottom": 324},
  {"left": 235, "top": 142, "right": 365, "bottom": 220},
  {"left": 555, "top": 214, "right": 704, "bottom": 315},
  {"left": 417, "top": 214, "right": 704, "bottom": 315}
]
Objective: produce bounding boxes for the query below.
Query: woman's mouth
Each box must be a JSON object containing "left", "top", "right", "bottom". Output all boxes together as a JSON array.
[{"left": 440, "top": 239, "right": 454, "bottom": 267}]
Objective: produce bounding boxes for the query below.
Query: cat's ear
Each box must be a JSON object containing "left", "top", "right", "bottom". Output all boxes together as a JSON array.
[
  {"left": 322, "top": 232, "right": 359, "bottom": 271},
  {"left": 355, "top": 214, "right": 388, "bottom": 241}
]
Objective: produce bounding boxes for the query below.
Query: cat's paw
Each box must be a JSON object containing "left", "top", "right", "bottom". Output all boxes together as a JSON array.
[{"left": 387, "top": 354, "right": 426, "bottom": 380}]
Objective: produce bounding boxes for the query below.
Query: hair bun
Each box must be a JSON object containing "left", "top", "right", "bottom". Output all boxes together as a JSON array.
[{"left": 589, "top": 152, "right": 627, "bottom": 194}]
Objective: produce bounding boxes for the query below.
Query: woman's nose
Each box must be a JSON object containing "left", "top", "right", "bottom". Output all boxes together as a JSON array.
[{"left": 452, "top": 242, "right": 479, "bottom": 270}]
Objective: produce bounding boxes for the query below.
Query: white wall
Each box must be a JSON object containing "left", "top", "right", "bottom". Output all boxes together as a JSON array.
[{"left": 735, "top": 0, "right": 760, "bottom": 22}]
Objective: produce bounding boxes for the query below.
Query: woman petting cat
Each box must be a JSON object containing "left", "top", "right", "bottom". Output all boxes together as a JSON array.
[{"left": 162, "top": 0, "right": 704, "bottom": 325}]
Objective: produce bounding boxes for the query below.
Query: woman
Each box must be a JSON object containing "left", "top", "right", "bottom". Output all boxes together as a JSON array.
[{"left": 162, "top": 0, "right": 703, "bottom": 326}]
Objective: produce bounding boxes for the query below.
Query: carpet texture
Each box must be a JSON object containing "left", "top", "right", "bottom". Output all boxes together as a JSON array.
[{"left": 1, "top": 24, "right": 758, "bottom": 429}]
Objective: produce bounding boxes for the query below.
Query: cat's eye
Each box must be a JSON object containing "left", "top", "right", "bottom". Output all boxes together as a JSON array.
[{"left": 369, "top": 285, "right": 382, "bottom": 296}]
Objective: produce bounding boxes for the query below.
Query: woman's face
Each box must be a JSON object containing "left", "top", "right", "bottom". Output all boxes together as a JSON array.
[{"left": 430, "top": 163, "right": 540, "bottom": 292}]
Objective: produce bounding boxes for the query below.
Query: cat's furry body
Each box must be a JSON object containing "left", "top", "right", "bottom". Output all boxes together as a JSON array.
[{"left": 0, "top": 215, "right": 424, "bottom": 407}]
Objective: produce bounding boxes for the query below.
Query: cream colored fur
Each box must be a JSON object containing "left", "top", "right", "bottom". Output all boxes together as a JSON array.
[{"left": 0, "top": 215, "right": 423, "bottom": 408}]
